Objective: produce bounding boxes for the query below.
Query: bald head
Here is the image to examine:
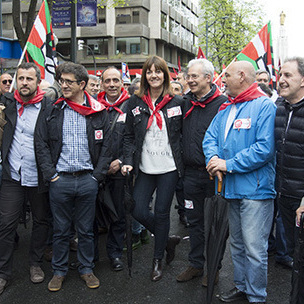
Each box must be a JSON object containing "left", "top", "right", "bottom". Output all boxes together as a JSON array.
[{"left": 223, "top": 61, "right": 256, "bottom": 97}]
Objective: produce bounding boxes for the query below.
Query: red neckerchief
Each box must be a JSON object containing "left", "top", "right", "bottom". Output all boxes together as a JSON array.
[
  {"left": 142, "top": 90, "right": 173, "bottom": 130},
  {"left": 219, "top": 83, "right": 266, "bottom": 112},
  {"left": 97, "top": 88, "right": 129, "bottom": 114},
  {"left": 184, "top": 86, "right": 222, "bottom": 119},
  {"left": 14, "top": 87, "right": 45, "bottom": 116},
  {"left": 55, "top": 91, "right": 105, "bottom": 115}
]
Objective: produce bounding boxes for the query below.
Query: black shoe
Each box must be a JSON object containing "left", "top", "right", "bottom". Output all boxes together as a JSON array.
[
  {"left": 151, "top": 259, "right": 162, "bottom": 281},
  {"left": 219, "top": 287, "right": 247, "bottom": 302},
  {"left": 110, "top": 258, "right": 124, "bottom": 271},
  {"left": 166, "top": 235, "right": 181, "bottom": 264},
  {"left": 275, "top": 259, "right": 293, "bottom": 269},
  {"left": 179, "top": 214, "right": 190, "bottom": 228}
]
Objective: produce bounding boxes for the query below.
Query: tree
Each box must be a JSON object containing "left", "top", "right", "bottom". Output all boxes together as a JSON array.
[
  {"left": 198, "top": 0, "right": 264, "bottom": 71},
  {"left": 12, "top": 0, "right": 126, "bottom": 49}
]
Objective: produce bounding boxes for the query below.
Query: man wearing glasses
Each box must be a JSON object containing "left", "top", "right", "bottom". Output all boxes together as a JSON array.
[
  {"left": 176, "top": 59, "right": 227, "bottom": 284},
  {"left": 0, "top": 63, "right": 51, "bottom": 294},
  {"left": 35, "top": 62, "right": 111, "bottom": 292},
  {"left": 0, "top": 73, "right": 13, "bottom": 95}
]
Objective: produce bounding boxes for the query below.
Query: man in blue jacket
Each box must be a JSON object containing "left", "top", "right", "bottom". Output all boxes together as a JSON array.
[{"left": 203, "top": 61, "right": 276, "bottom": 304}]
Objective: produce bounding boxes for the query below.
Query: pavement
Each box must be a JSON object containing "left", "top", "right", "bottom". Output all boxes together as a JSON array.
[{"left": 1, "top": 198, "right": 292, "bottom": 304}]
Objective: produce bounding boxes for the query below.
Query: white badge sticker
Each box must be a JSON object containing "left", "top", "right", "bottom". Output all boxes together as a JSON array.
[
  {"left": 117, "top": 113, "right": 126, "bottom": 123},
  {"left": 167, "top": 106, "right": 182, "bottom": 118},
  {"left": 95, "top": 130, "right": 103, "bottom": 140},
  {"left": 233, "top": 118, "right": 251, "bottom": 130},
  {"left": 184, "top": 199, "right": 194, "bottom": 209},
  {"left": 132, "top": 106, "right": 141, "bottom": 116}
]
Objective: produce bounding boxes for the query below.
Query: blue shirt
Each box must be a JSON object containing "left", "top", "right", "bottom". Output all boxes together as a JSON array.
[
  {"left": 8, "top": 101, "right": 41, "bottom": 187},
  {"left": 56, "top": 102, "right": 93, "bottom": 173}
]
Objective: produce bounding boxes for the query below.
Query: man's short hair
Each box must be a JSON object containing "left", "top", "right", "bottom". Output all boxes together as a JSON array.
[
  {"left": 171, "top": 80, "right": 183, "bottom": 92},
  {"left": 256, "top": 69, "right": 270, "bottom": 82},
  {"left": 284, "top": 57, "right": 304, "bottom": 77},
  {"left": 89, "top": 74, "right": 100, "bottom": 82},
  {"left": 17, "top": 62, "right": 41, "bottom": 82},
  {"left": 101, "top": 66, "right": 122, "bottom": 81},
  {"left": 187, "top": 58, "right": 214, "bottom": 81},
  {"left": 59, "top": 62, "right": 89, "bottom": 88}
]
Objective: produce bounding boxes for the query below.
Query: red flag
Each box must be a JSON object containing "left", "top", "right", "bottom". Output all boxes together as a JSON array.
[
  {"left": 173, "top": 67, "right": 178, "bottom": 77},
  {"left": 197, "top": 47, "right": 206, "bottom": 59},
  {"left": 236, "top": 22, "right": 276, "bottom": 89},
  {"left": 178, "top": 56, "right": 182, "bottom": 72}
]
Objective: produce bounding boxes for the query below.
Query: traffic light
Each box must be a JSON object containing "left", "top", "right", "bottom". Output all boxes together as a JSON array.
[{"left": 78, "top": 40, "right": 84, "bottom": 51}]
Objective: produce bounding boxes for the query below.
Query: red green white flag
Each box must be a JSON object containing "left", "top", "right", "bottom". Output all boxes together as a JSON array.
[
  {"left": 236, "top": 22, "right": 276, "bottom": 89},
  {"left": 25, "top": 0, "right": 57, "bottom": 84}
]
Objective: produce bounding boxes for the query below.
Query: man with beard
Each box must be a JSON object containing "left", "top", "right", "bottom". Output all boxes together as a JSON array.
[{"left": 0, "top": 63, "right": 51, "bottom": 294}]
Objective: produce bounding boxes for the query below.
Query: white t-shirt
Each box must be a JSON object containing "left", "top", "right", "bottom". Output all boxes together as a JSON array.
[{"left": 139, "top": 109, "right": 176, "bottom": 174}]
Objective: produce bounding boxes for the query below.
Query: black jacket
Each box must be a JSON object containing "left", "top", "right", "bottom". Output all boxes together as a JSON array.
[
  {"left": 275, "top": 97, "right": 304, "bottom": 199},
  {"left": 35, "top": 99, "right": 112, "bottom": 184},
  {"left": 182, "top": 85, "right": 227, "bottom": 179},
  {"left": 1, "top": 92, "right": 52, "bottom": 193},
  {"left": 123, "top": 94, "right": 184, "bottom": 177}
]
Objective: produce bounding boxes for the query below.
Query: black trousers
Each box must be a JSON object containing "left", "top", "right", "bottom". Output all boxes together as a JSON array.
[{"left": 0, "top": 179, "right": 50, "bottom": 280}]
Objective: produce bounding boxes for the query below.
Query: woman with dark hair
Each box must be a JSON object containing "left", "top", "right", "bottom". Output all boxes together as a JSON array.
[{"left": 121, "top": 56, "right": 183, "bottom": 281}]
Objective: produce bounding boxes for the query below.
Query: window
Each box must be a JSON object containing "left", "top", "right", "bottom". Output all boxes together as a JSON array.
[
  {"left": 116, "top": 14, "right": 131, "bottom": 24},
  {"left": 56, "top": 39, "right": 71, "bottom": 57},
  {"left": 116, "top": 8, "right": 147, "bottom": 25},
  {"left": 132, "top": 11, "right": 140, "bottom": 23},
  {"left": 116, "top": 37, "right": 148, "bottom": 55},
  {"left": 87, "top": 38, "right": 108, "bottom": 55},
  {"left": 97, "top": 6, "right": 106, "bottom": 23},
  {"left": 161, "top": 12, "right": 167, "bottom": 30},
  {"left": 2, "top": 14, "right": 13, "bottom": 31}
]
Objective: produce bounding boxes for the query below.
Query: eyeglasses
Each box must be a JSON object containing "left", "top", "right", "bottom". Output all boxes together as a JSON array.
[
  {"left": 185, "top": 74, "right": 201, "bottom": 81},
  {"left": 2, "top": 79, "right": 12, "bottom": 85},
  {"left": 59, "top": 78, "right": 79, "bottom": 86}
]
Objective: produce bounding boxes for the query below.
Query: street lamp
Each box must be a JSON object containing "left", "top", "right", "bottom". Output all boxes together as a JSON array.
[
  {"left": 205, "top": 16, "right": 228, "bottom": 59},
  {"left": 78, "top": 40, "right": 97, "bottom": 75}
]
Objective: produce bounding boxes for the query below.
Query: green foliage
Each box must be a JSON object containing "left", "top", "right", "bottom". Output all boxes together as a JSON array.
[{"left": 198, "top": 0, "right": 264, "bottom": 71}]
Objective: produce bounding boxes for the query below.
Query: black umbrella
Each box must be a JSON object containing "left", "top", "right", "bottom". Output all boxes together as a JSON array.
[
  {"left": 124, "top": 170, "right": 135, "bottom": 277},
  {"left": 95, "top": 182, "right": 119, "bottom": 229},
  {"left": 290, "top": 213, "right": 304, "bottom": 304},
  {"left": 204, "top": 176, "right": 229, "bottom": 304}
]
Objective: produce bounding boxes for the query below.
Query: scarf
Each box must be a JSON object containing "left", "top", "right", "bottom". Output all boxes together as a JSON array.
[
  {"left": 184, "top": 86, "right": 222, "bottom": 119},
  {"left": 142, "top": 90, "right": 173, "bottom": 130},
  {"left": 14, "top": 87, "right": 45, "bottom": 116},
  {"left": 219, "top": 83, "right": 266, "bottom": 112},
  {"left": 55, "top": 91, "right": 105, "bottom": 115},
  {"left": 97, "top": 88, "right": 129, "bottom": 114}
]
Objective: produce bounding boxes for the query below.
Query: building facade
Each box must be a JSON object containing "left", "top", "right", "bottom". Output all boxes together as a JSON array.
[{"left": 1, "top": 0, "right": 199, "bottom": 76}]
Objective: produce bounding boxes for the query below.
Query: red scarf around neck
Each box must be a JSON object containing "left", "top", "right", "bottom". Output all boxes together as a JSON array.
[
  {"left": 97, "top": 88, "right": 129, "bottom": 114},
  {"left": 142, "top": 90, "right": 173, "bottom": 130},
  {"left": 55, "top": 91, "right": 105, "bottom": 115},
  {"left": 14, "top": 87, "right": 45, "bottom": 116},
  {"left": 184, "top": 86, "right": 222, "bottom": 119},
  {"left": 219, "top": 83, "right": 266, "bottom": 112}
]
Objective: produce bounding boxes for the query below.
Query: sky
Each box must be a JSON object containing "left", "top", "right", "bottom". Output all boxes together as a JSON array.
[{"left": 257, "top": 0, "right": 304, "bottom": 62}]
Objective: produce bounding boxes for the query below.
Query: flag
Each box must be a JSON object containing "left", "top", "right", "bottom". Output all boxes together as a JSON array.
[
  {"left": 197, "top": 47, "right": 206, "bottom": 59},
  {"left": 173, "top": 67, "right": 178, "bottom": 77},
  {"left": 236, "top": 22, "right": 276, "bottom": 89},
  {"left": 122, "top": 62, "right": 131, "bottom": 83},
  {"left": 178, "top": 56, "right": 181, "bottom": 72},
  {"left": 25, "top": 0, "right": 57, "bottom": 84}
]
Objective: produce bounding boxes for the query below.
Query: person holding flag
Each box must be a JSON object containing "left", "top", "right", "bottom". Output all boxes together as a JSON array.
[
  {"left": 121, "top": 56, "right": 182, "bottom": 282},
  {"left": 35, "top": 62, "right": 111, "bottom": 292},
  {"left": 0, "top": 63, "right": 52, "bottom": 294}
]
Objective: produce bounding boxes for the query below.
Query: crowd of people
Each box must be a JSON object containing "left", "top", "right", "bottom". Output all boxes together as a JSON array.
[{"left": 0, "top": 55, "right": 303, "bottom": 304}]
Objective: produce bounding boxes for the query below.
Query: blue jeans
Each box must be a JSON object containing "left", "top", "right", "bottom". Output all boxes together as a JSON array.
[
  {"left": 132, "top": 170, "right": 179, "bottom": 259},
  {"left": 49, "top": 173, "right": 98, "bottom": 276},
  {"left": 228, "top": 198, "right": 273, "bottom": 303}
]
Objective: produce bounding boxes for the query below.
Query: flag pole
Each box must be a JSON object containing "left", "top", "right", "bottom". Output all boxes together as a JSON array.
[
  {"left": 9, "top": 44, "right": 28, "bottom": 93},
  {"left": 213, "top": 57, "right": 236, "bottom": 84}
]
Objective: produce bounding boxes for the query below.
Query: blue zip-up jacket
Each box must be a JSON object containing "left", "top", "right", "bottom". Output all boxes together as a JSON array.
[{"left": 203, "top": 96, "right": 277, "bottom": 200}]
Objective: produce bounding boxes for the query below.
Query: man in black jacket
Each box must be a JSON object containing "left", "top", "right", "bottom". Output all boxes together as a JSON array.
[
  {"left": 275, "top": 57, "right": 304, "bottom": 259},
  {"left": 0, "top": 62, "right": 51, "bottom": 294},
  {"left": 176, "top": 58, "right": 227, "bottom": 284},
  {"left": 35, "top": 62, "right": 111, "bottom": 292},
  {"left": 98, "top": 66, "right": 129, "bottom": 271}
]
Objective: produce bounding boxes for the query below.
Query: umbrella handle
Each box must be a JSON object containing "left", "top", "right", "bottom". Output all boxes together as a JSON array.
[{"left": 217, "top": 173, "right": 223, "bottom": 194}]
